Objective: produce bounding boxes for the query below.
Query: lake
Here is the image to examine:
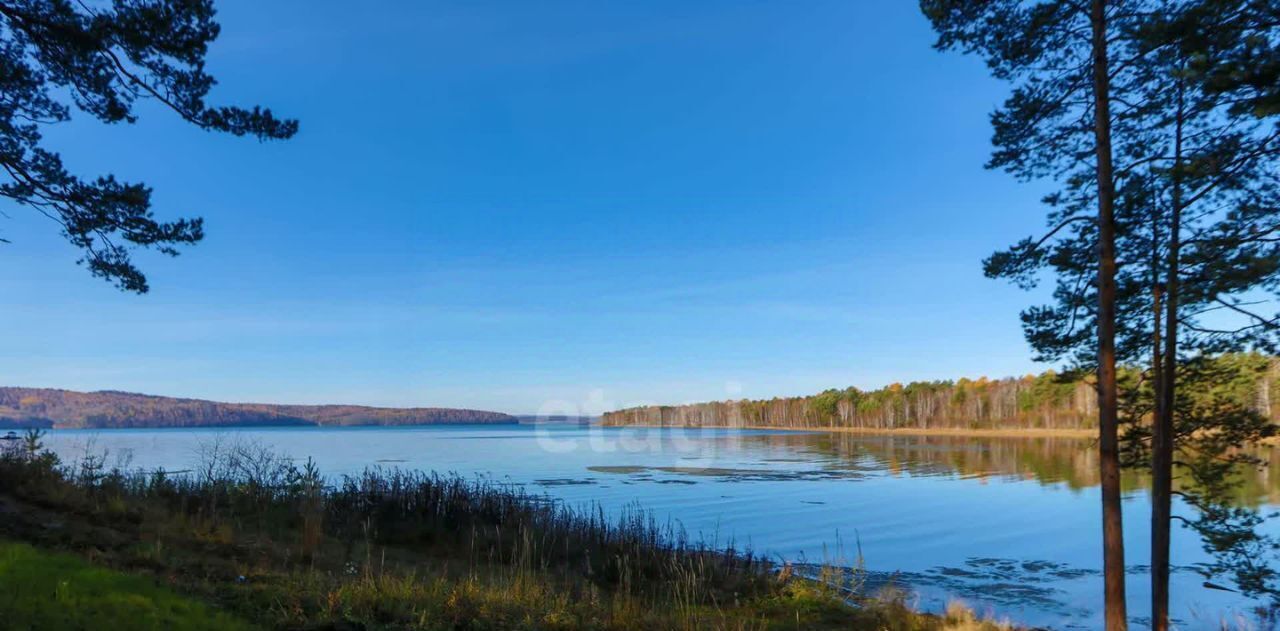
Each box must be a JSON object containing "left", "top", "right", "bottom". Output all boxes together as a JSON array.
[{"left": 40, "top": 424, "right": 1280, "bottom": 629}]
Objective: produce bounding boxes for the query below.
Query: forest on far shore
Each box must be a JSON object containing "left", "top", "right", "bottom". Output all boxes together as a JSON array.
[{"left": 603, "top": 354, "right": 1280, "bottom": 432}]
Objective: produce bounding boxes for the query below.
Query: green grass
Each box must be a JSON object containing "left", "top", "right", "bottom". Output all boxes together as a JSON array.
[{"left": 0, "top": 541, "right": 254, "bottom": 631}]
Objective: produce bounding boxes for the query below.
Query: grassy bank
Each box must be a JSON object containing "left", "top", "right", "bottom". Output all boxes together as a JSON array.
[
  {"left": 0, "top": 540, "right": 255, "bottom": 630},
  {"left": 0, "top": 436, "right": 1012, "bottom": 630}
]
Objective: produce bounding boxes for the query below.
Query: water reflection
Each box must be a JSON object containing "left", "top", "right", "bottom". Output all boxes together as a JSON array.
[
  {"left": 759, "top": 432, "right": 1101, "bottom": 486},
  {"left": 717, "top": 431, "right": 1280, "bottom": 506}
]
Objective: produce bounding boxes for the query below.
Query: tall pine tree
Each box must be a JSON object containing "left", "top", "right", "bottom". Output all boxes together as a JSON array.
[
  {"left": 919, "top": 2, "right": 1147, "bottom": 626},
  {"left": 1134, "top": 2, "right": 1280, "bottom": 624}
]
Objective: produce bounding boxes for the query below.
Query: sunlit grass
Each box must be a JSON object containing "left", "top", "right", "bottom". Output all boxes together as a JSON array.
[{"left": 0, "top": 540, "right": 255, "bottom": 630}]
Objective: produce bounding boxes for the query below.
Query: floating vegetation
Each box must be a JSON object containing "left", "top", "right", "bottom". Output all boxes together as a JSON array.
[
  {"left": 798, "top": 558, "right": 1095, "bottom": 622},
  {"left": 587, "top": 464, "right": 866, "bottom": 483},
  {"left": 533, "top": 478, "right": 597, "bottom": 487},
  {"left": 586, "top": 465, "right": 648, "bottom": 474}
]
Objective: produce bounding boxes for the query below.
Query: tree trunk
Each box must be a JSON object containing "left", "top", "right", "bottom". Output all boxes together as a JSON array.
[
  {"left": 1151, "top": 72, "right": 1185, "bottom": 631},
  {"left": 1151, "top": 288, "right": 1172, "bottom": 631},
  {"left": 1091, "top": 1, "right": 1129, "bottom": 628}
]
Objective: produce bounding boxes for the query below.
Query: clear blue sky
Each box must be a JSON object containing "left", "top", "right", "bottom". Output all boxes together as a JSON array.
[{"left": 1, "top": 1, "right": 1057, "bottom": 414}]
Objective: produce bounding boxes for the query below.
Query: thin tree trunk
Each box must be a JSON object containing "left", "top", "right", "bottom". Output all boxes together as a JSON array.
[
  {"left": 1151, "top": 72, "right": 1185, "bottom": 631},
  {"left": 1091, "top": 1, "right": 1129, "bottom": 628},
  {"left": 1151, "top": 276, "right": 1170, "bottom": 631},
  {"left": 1151, "top": 150, "right": 1165, "bottom": 423}
]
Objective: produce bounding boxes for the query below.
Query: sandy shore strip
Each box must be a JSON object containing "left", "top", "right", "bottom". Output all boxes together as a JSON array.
[{"left": 602, "top": 424, "right": 1097, "bottom": 439}]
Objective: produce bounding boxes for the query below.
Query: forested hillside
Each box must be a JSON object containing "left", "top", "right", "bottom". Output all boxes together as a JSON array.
[
  {"left": 0, "top": 388, "right": 516, "bottom": 429},
  {"left": 603, "top": 355, "right": 1280, "bottom": 431}
]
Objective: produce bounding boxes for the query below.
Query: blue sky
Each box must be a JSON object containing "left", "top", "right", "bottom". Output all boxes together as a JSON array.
[{"left": 1, "top": 1, "right": 1057, "bottom": 414}]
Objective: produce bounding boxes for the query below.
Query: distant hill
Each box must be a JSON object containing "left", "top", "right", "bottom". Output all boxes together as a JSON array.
[{"left": 0, "top": 388, "right": 517, "bottom": 429}]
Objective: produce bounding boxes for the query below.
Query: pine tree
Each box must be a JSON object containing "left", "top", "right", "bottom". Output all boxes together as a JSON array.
[
  {"left": 1135, "top": 3, "right": 1280, "bottom": 622},
  {"left": 0, "top": 0, "right": 297, "bottom": 293}
]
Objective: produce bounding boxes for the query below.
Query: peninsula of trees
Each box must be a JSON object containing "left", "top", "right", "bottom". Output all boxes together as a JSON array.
[
  {"left": 603, "top": 355, "right": 1279, "bottom": 432},
  {"left": 0, "top": 388, "right": 516, "bottom": 429}
]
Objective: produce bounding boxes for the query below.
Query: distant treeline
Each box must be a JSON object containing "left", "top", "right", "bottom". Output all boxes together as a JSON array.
[
  {"left": 0, "top": 388, "right": 517, "bottom": 429},
  {"left": 603, "top": 355, "right": 1280, "bottom": 431}
]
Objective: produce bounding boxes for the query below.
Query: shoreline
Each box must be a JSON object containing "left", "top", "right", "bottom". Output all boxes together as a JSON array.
[
  {"left": 1, "top": 443, "right": 1018, "bottom": 631},
  {"left": 601, "top": 423, "right": 1097, "bottom": 439}
]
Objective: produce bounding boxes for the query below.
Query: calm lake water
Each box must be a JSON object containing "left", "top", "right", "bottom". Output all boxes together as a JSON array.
[{"left": 41, "top": 424, "right": 1280, "bottom": 629}]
